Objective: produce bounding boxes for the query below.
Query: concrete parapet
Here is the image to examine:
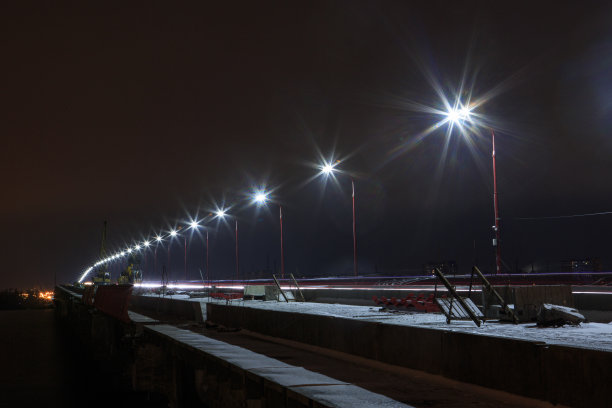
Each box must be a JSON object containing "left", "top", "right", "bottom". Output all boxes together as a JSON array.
[
  {"left": 541, "top": 344, "right": 612, "bottom": 407},
  {"left": 129, "top": 295, "right": 204, "bottom": 322},
  {"left": 206, "top": 303, "right": 611, "bottom": 408},
  {"left": 144, "top": 324, "right": 413, "bottom": 407}
]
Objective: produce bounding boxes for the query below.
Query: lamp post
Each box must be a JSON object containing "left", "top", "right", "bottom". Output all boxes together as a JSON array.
[
  {"left": 442, "top": 105, "right": 503, "bottom": 275},
  {"left": 491, "top": 129, "right": 502, "bottom": 275},
  {"left": 280, "top": 205, "right": 285, "bottom": 279},
  {"left": 143, "top": 240, "right": 150, "bottom": 279},
  {"left": 319, "top": 162, "right": 358, "bottom": 277},
  {"left": 251, "top": 190, "right": 286, "bottom": 279},
  {"left": 235, "top": 218, "right": 239, "bottom": 281},
  {"left": 213, "top": 209, "right": 240, "bottom": 282},
  {"left": 154, "top": 235, "right": 162, "bottom": 279},
  {"left": 206, "top": 229, "right": 209, "bottom": 283},
  {"left": 169, "top": 229, "right": 178, "bottom": 280}
]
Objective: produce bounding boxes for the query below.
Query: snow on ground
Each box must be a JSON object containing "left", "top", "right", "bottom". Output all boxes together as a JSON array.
[{"left": 136, "top": 293, "right": 612, "bottom": 352}]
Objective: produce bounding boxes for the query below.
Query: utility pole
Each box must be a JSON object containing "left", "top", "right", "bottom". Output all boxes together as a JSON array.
[
  {"left": 492, "top": 129, "right": 502, "bottom": 275},
  {"left": 352, "top": 178, "right": 358, "bottom": 277}
]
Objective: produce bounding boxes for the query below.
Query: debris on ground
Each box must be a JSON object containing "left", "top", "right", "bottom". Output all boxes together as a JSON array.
[{"left": 537, "top": 303, "right": 585, "bottom": 327}]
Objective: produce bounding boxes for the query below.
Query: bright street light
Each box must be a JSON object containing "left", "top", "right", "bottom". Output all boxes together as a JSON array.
[
  {"left": 438, "top": 98, "right": 502, "bottom": 275},
  {"left": 319, "top": 161, "right": 337, "bottom": 176},
  {"left": 317, "top": 158, "right": 359, "bottom": 277},
  {"left": 170, "top": 229, "right": 178, "bottom": 237},
  {"left": 252, "top": 191, "right": 269, "bottom": 205},
  {"left": 446, "top": 105, "right": 472, "bottom": 124}
]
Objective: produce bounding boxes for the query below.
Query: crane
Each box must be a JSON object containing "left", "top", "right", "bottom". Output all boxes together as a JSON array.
[{"left": 93, "top": 221, "right": 111, "bottom": 284}]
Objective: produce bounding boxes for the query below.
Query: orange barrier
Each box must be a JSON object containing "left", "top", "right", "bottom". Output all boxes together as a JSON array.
[
  {"left": 211, "top": 292, "right": 243, "bottom": 301},
  {"left": 373, "top": 293, "right": 440, "bottom": 313}
]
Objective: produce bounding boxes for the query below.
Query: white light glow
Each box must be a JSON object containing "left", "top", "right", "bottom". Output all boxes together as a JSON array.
[
  {"left": 446, "top": 105, "right": 471, "bottom": 124},
  {"left": 320, "top": 161, "right": 337, "bottom": 175},
  {"left": 170, "top": 230, "right": 177, "bottom": 237},
  {"left": 253, "top": 191, "right": 269, "bottom": 204},
  {"left": 215, "top": 209, "right": 226, "bottom": 218},
  {"left": 189, "top": 221, "right": 199, "bottom": 229},
  {"left": 78, "top": 266, "right": 94, "bottom": 283},
  {"left": 156, "top": 235, "right": 163, "bottom": 242},
  {"left": 143, "top": 240, "right": 150, "bottom": 247}
]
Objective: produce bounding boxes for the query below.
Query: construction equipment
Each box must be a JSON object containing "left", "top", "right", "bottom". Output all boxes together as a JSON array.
[
  {"left": 118, "top": 252, "right": 143, "bottom": 285},
  {"left": 93, "top": 221, "right": 111, "bottom": 285},
  {"left": 472, "top": 266, "right": 518, "bottom": 324},
  {"left": 271, "top": 274, "right": 304, "bottom": 302},
  {"left": 433, "top": 267, "right": 485, "bottom": 327},
  {"left": 289, "top": 274, "right": 306, "bottom": 302}
]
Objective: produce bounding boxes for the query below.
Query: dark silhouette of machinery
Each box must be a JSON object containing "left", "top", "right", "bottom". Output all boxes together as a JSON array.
[
  {"left": 118, "top": 253, "right": 143, "bottom": 284},
  {"left": 93, "top": 221, "right": 111, "bottom": 285}
]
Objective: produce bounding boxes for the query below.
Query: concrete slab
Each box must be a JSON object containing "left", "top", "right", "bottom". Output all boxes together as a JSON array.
[
  {"left": 128, "top": 310, "right": 159, "bottom": 323},
  {"left": 146, "top": 324, "right": 414, "bottom": 407},
  {"left": 290, "top": 384, "right": 411, "bottom": 408}
]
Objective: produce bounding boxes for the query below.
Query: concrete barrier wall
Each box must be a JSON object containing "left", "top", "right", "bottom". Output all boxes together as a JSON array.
[
  {"left": 574, "top": 292, "right": 612, "bottom": 311},
  {"left": 129, "top": 295, "right": 203, "bottom": 322},
  {"left": 207, "top": 303, "right": 612, "bottom": 408},
  {"left": 542, "top": 344, "right": 612, "bottom": 408},
  {"left": 305, "top": 287, "right": 611, "bottom": 314}
]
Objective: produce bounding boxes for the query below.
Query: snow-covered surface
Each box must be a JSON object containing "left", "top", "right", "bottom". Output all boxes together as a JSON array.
[
  {"left": 135, "top": 293, "right": 612, "bottom": 352},
  {"left": 540, "top": 303, "right": 585, "bottom": 320},
  {"left": 147, "top": 324, "right": 413, "bottom": 408},
  {"left": 224, "top": 300, "right": 612, "bottom": 352},
  {"left": 128, "top": 310, "right": 159, "bottom": 323}
]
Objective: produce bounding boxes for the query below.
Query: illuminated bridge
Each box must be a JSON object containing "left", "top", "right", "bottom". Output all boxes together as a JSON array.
[{"left": 53, "top": 272, "right": 612, "bottom": 408}]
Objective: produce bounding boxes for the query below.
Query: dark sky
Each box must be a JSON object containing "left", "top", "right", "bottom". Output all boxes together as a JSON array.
[{"left": 2, "top": 1, "right": 611, "bottom": 288}]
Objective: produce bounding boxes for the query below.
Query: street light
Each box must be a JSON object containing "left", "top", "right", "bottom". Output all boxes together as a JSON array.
[
  {"left": 443, "top": 102, "right": 502, "bottom": 275},
  {"left": 153, "top": 235, "right": 163, "bottom": 279},
  {"left": 252, "top": 190, "right": 269, "bottom": 205},
  {"left": 214, "top": 208, "right": 240, "bottom": 282},
  {"left": 167, "top": 229, "right": 180, "bottom": 280},
  {"left": 250, "top": 189, "right": 286, "bottom": 279},
  {"left": 320, "top": 162, "right": 336, "bottom": 176},
  {"left": 318, "top": 160, "right": 358, "bottom": 277},
  {"left": 183, "top": 218, "right": 206, "bottom": 281},
  {"left": 186, "top": 214, "right": 216, "bottom": 283}
]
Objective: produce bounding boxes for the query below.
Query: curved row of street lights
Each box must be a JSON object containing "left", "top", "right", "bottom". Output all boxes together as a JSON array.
[
  {"left": 79, "top": 100, "right": 504, "bottom": 283},
  {"left": 80, "top": 184, "right": 317, "bottom": 283}
]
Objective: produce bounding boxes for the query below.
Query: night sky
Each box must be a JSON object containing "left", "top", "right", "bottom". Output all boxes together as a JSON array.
[{"left": 2, "top": 1, "right": 611, "bottom": 289}]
